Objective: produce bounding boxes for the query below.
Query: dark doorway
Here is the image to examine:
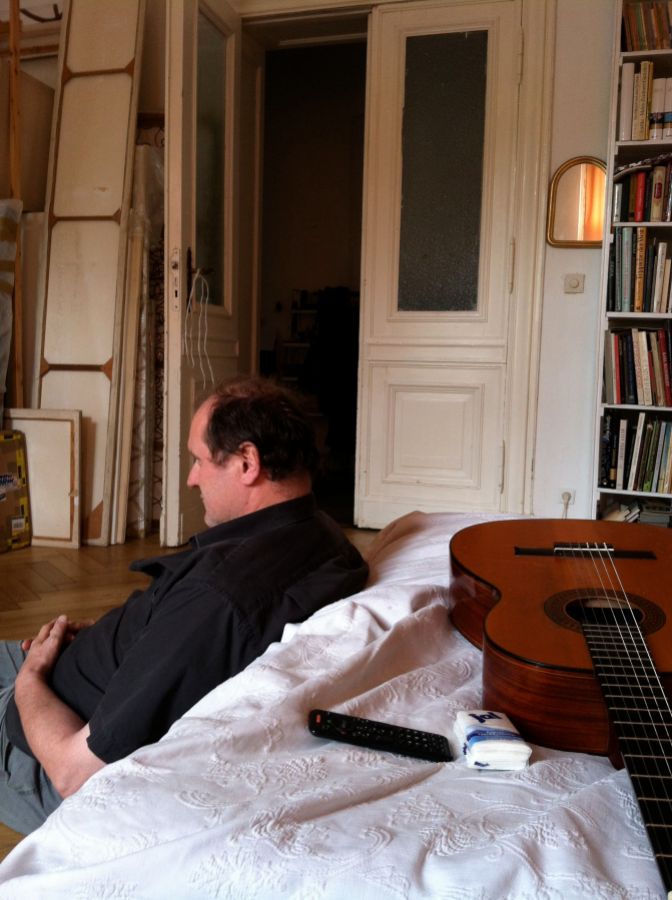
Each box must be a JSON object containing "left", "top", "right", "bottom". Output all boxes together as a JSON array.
[{"left": 258, "top": 41, "right": 367, "bottom": 525}]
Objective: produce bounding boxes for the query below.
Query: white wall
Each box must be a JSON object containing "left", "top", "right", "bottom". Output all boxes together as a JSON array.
[{"left": 533, "top": 0, "right": 616, "bottom": 518}]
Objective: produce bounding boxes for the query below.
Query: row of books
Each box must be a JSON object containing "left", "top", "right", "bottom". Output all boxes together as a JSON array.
[
  {"left": 601, "top": 498, "right": 672, "bottom": 526},
  {"left": 604, "top": 326, "right": 672, "bottom": 406},
  {"left": 613, "top": 160, "right": 672, "bottom": 221},
  {"left": 599, "top": 411, "right": 672, "bottom": 493},
  {"left": 623, "top": 1, "right": 672, "bottom": 51},
  {"left": 607, "top": 228, "right": 672, "bottom": 312},
  {"left": 618, "top": 61, "right": 672, "bottom": 142}
]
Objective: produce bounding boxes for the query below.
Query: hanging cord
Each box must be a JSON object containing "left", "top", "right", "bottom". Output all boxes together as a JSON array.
[{"left": 183, "top": 269, "right": 215, "bottom": 389}]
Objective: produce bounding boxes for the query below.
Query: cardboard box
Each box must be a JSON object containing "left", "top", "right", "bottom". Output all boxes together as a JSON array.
[{"left": 0, "top": 430, "right": 31, "bottom": 554}]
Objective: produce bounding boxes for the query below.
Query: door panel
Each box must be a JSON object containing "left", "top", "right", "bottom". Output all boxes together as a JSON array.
[
  {"left": 163, "top": 0, "right": 241, "bottom": 546},
  {"left": 356, "top": 0, "right": 521, "bottom": 528}
]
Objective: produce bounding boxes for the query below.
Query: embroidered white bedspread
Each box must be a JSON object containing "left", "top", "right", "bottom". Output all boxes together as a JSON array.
[{"left": 0, "top": 512, "right": 665, "bottom": 899}]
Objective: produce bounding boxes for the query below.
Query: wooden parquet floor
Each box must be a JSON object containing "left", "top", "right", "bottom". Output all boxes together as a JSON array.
[{"left": 0, "top": 527, "right": 377, "bottom": 862}]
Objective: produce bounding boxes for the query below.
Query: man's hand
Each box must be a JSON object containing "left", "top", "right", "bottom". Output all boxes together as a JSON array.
[
  {"left": 20, "top": 615, "right": 94, "bottom": 655},
  {"left": 14, "top": 614, "right": 105, "bottom": 798}
]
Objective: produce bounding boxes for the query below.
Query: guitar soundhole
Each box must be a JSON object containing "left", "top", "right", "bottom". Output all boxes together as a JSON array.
[
  {"left": 565, "top": 598, "right": 643, "bottom": 627},
  {"left": 545, "top": 588, "right": 665, "bottom": 635}
]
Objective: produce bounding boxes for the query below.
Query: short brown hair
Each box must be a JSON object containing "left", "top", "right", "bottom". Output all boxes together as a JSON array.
[{"left": 205, "top": 376, "right": 319, "bottom": 480}]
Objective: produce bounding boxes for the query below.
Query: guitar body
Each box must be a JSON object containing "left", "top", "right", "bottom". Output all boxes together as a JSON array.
[{"left": 449, "top": 518, "right": 672, "bottom": 757}]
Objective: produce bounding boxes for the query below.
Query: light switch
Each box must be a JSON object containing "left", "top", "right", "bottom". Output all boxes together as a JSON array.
[{"left": 563, "top": 273, "right": 585, "bottom": 294}]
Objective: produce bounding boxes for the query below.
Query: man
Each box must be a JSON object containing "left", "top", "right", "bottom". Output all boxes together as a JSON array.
[{"left": 0, "top": 376, "right": 368, "bottom": 834}]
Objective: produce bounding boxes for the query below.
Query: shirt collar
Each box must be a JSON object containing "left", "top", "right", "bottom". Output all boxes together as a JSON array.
[{"left": 190, "top": 492, "right": 318, "bottom": 550}]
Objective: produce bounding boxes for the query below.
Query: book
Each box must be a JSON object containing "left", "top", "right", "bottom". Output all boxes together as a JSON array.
[
  {"left": 627, "top": 411, "right": 647, "bottom": 491},
  {"left": 620, "top": 62, "right": 636, "bottom": 141},
  {"left": 642, "top": 418, "right": 661, "bottom": 490},
  {"left": 634, "top": 227, "right": 647, "bottom": 310},
  {"left": 633, "top": 172, "right": 647, "bottom": 221},
  {"left": 658, "top": 326, "right": 672, "bottom": 404},
  {"left": 664, "top": 77, "right": 672, "bottom": 137},
  {"left": 638, "top": 328, "right": 654, "bottom": 403},
  {"left": 650, "top": 330, "right": 666, "bottom": 403},
  {"left": 616, "top": 417, "right": 629, "bottom": 490},
  {"left": 652, "top": 420, "right": 667, "bottom": 490},
  {"left": 662, "top": 257, "right": 672, "bottom": 310},
  {"left": 599, "top": 413, "right": 614, "bottom": 488},
  {"left": 652, "top": 240, "right": 668, "bottom": 309},
  {"left": 650, "top": 77, "right": 666, "bottom": 138},
  {"left": 650, "top": 165, "right": 667, "bottom": 219},
  {"left": 658, "top": 422, "right": 672, "bottom": 491},
  {"left": 613, "top": 182, "right": 623, "bottom": 223},
  {"left": 622, "top": 227, "right": 634, "bottom": 311},
  {"left": 632, "top": 60, "right": 653, "bottom": 140},
  {"left": 622, "top": 330, "right": 638, "bottom": 404}
]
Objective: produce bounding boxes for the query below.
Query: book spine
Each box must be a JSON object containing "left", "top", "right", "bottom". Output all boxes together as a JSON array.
[
  {"left": 634, "top": 172, "right": 647, "bottom": 221},
  {"left": 650, "top": 77, "right": 666, "bottom": 138},
  {"left": 632, "top": 71, "right": 644, "bottom": 140},
  {"left": 652, "top": 420, "right": 666, "bottom": 489},
  {"left": 616, "top": 417, "right": 628, "bottom": 490},
  {"left": 639, "top": 327, "right": 654, "bottom": 404},
  {"left": 599, "top": 412, "right": 613, "bottom": 488},
  {"left": 650, "top": 165, "right": 666, "bottom": 219},
  {"left": 613, "top": 331, "right": 623, "bottom": 404},
  {"left": 664, "top": 77, "right": 672, "bottom": 137},
  {"left": 652, "top": 240, "right": 668, "bottom": 310},
  {"left": 627, "top": 411, "right": 647, "bottom": 491},
  {"left": 650, "top": 329, "right": 664, "bottom": 403},
  {"left": 620, "top": 62, "right": 636, "bottom": 141},
  {"left": 634, "top": 226, "right": 647, "bottom": 310},
  {"left": 663, "top": 257, "right": 672, "bottom": 311},
  {"left": 633, "top": 327, "right": 644, "bottom": 402},
  {"left": 658, "top": 422, "right": 671, "bottom": 491},
  {"left": 660, "top": 326, "right": 672, "bottom": 404},
  {"left": 622, "top": 227, "right": 634, "bottom": 311},
  {"left": 613, "top": 182, "right": 623, "bottom": 223}
]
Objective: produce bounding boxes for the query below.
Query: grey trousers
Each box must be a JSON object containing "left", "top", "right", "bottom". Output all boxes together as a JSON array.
[{"left": 0, "top": 641, "right": 62, "bottom": 834}]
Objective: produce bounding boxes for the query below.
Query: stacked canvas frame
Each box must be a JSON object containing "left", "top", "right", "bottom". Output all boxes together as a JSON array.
[{"left": 35, "top": 0, "right": 145, "bottom": 544}]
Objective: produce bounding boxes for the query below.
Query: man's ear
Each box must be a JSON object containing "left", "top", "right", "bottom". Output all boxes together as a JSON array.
[{"left": 237, "top": 442, "right": 262, "bottom": 485}]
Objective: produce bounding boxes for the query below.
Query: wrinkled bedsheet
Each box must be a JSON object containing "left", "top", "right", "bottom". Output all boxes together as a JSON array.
[{"left": 0, "top": 512, "right": 665, "bottom": 899}]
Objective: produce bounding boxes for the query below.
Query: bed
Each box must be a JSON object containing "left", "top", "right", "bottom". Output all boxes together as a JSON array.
[{"left": 0, "top": 511, "right": 666, "bottom": 898}]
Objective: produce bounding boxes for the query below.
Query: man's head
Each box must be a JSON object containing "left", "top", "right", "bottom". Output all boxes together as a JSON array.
[{"left": 187, "top": 376, "right": 319, "bottom": 527}]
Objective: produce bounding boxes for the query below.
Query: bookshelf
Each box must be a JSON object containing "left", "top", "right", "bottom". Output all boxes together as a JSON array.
[{"left": 593, "top": 0, "right": 672, "bottom": 525}]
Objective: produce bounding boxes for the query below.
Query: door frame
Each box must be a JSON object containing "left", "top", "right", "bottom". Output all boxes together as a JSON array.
[
  {"left": 238, "top": 0, "right": 553, "bottom": 523},
  {"left": 163, "top": 0, "right": 243, "bottom": 546}
]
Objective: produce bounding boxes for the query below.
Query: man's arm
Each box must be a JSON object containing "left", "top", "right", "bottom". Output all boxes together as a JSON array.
[{"left": 14, "top": 615, "right": 106, "bottom": 798}]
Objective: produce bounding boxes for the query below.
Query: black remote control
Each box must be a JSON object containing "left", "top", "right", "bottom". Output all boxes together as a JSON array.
[{"left": 308, "top": 709, "right": 452, "bottom": 762}]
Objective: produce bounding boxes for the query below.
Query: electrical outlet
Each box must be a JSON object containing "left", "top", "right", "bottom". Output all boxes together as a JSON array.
[{"left": 560, "top": 489, "right": 575, "bottom": 505}]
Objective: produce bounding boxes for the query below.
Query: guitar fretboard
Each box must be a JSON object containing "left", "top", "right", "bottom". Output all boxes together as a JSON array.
[{"left": 583, "top": 618, "right": 672, "bottom": 894}]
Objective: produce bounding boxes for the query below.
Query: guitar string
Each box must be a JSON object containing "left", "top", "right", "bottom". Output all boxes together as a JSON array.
[{"left": 580, "top": 540, "right": 672, "bottom": 844}]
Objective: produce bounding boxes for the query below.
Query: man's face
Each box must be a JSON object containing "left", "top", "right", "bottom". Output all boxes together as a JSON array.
[{"left": 186, "top": 400, "right": 245, "bottom": 527}]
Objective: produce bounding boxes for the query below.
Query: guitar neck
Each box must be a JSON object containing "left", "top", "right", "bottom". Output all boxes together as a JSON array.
[{"left": 582, "top": 619, "right": 672, "bottom": 895}]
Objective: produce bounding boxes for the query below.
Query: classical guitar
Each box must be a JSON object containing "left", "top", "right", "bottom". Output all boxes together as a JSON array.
[{"left": 449, "top": 518, "right": 671, "bottom": 898}]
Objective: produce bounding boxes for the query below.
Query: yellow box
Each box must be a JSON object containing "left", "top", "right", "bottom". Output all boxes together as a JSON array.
[{"left": 0, "top": 430, "right": 31, "bottom": 553}]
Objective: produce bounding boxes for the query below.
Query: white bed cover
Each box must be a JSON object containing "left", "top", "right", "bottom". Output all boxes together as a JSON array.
[{"left": 0, "top": 512, "right": 666, "bottom": 899}]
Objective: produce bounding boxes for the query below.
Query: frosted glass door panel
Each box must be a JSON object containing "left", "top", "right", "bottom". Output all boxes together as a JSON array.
[
  {"left": 54, "top": 75, "right": 132, "bottom": 216},
  {"left": 196, "top": 11, "right": 227, "bottom": 307},
  {"left": 67, "top": 0, "right": 140, "bottom": 72},
  {"left": 398, "top": 31, "right": 487, "bottom": 312}
]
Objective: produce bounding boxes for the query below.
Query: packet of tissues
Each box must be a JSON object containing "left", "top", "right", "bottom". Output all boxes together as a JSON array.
[{"left": 454, "top": 710, "right": 532, "bottom": 770}]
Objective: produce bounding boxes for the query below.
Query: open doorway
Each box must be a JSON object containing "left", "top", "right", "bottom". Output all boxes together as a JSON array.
[{"left": 253, "top": 36, "right": 367, "bottom": 525}]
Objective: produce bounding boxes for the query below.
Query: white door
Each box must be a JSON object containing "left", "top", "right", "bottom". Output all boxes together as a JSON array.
[
  {"left": 356, "top": 0, "right": 548, "bottom": 528},
  {"left": 163, "top": 0, "right": 242, "bottom": 545}
]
